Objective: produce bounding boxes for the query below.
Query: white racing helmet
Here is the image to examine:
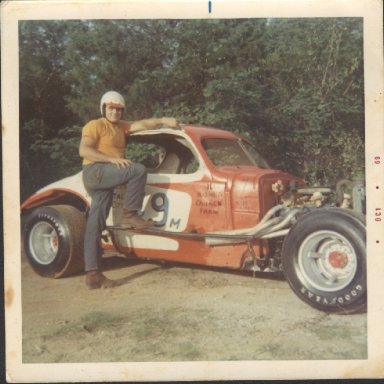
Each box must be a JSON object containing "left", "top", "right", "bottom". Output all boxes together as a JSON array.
[{"left": 100, "top": 91, "right": 126, "bottom": 116}]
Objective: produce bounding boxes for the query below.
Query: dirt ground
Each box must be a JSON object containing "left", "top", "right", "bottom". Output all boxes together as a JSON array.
[{"left": 21, "top": 249, "right": 367, "bottom": 363}]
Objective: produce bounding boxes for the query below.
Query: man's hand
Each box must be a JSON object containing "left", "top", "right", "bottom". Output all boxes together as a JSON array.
[
  {"left": 109, "top": 158, "right": 133, "bottom": 168},
  {"left": 129, "top": 117, "right": 181, "bottom": 133},
  {"left": 161, "top": 117, "right": 180, "bottom": 129},
  {"left": 80, "top": 136, "right": 132, "bottom": 168}
]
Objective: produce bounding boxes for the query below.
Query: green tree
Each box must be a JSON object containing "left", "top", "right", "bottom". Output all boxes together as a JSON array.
[
  {"left": 259, "top": 18, "right": 364, "bottom": 185},
  {"left": 64, "top": 20, "right": 171, "bottom": 121},
  {"left": 19, "top": 21, "right": 79, "bottom": 199},
  {"left": 19, "top": 18, "right": 365, "bottom": 202}
]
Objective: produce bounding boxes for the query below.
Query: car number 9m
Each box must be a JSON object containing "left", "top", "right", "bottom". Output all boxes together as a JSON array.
[
  {"left": 143, "top": 187, "right": 192, "bottom": 231},
  {"left": 151, "top": 192, "right": 169, "bottom": 227}
]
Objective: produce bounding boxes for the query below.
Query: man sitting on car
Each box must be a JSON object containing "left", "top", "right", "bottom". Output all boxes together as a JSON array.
[{"left": 79, "top": 90, "right": 179, "bottom": 289}]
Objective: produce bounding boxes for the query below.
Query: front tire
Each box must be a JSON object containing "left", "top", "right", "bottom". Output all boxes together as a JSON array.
[
  {"left": 23, "top": 205, "right": 86, "bottom": 278},
  {"left": 282, "top": 208, "right": 366, "bottom": 314}
]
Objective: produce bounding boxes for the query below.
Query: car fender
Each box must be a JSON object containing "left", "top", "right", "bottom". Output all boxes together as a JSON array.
[{"left": 21, "top": 172, "right": 90, "bottom": 213}]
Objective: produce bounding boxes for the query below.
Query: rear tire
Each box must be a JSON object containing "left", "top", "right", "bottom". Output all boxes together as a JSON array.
[
  {"left": 23, "top": 205, "right": 85, "bottom": 278},
  {"left": 282, "top": 208, "right": 366, "bottom": 314}
]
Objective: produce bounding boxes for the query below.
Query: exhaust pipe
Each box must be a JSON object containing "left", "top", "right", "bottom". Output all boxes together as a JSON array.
[{"left": 205, "top": 205, "right": 294, "bottom": 246}]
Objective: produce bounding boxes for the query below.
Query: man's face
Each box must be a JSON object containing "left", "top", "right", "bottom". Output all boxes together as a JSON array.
[{"left": 105, "top": 104, "right": 123, "bottom": 123}]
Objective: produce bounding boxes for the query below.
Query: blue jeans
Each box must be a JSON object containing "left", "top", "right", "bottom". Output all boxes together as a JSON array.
[{"left": 82, "top": 162, "right": 147, "bottom": 271}]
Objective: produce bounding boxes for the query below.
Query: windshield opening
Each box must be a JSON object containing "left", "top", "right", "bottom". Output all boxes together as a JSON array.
[{"left": 202, "top": 138, "right": 269, "bottom": 168}]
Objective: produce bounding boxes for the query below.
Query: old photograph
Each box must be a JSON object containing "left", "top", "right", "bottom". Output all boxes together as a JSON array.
[{"left": 2, "top": 0, "right": 383, "bottom": 382}]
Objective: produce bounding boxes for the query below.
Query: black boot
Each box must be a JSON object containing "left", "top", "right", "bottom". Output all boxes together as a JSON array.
[
  {"left": 85, "top": 270, "right": 119, "bottom": 289},
  {"left": 121, "top": 210, "right": 155, "bottom": 228}
]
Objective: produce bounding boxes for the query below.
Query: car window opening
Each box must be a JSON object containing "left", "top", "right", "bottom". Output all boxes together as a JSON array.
[
  {"left": 126, "top": 135, "right": 200, "bottom": 175},
  {"left": 202, "top": 138, "right": 269, "bottom": 168}
]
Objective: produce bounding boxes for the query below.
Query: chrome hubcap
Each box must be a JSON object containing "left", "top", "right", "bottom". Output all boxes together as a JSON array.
[
  {"left": 29, "top": 222, "right": 59, "bottom": 265},
  {"left": 297, "top": 230, "right": 357, "bottom": 292}
]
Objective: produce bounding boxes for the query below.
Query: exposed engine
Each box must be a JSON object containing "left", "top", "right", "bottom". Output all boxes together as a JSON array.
[{"left": 205, "top": 178, "right": 365, "bottom": 273}]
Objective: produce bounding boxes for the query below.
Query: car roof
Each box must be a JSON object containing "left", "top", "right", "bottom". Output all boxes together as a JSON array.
[
  {"left": 131, "top": 124, "right": 240, "bottom": 140},
  {"left": 181, "top": 124, "right": 238, "bottom": 138}
]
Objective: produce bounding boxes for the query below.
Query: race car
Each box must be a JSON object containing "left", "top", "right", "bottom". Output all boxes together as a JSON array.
[{"left": 21, "top": 124, "right": 366, "bottom": 314}]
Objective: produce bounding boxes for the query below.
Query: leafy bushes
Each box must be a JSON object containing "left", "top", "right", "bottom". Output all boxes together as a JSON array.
[{"left": 19, "top": 18, "right": 364, "bottom": 200}]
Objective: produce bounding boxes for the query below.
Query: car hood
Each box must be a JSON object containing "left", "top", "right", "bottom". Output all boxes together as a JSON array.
[
  {"left": 215, "top": 166, "right": 304, "bottom": 216},
  {"left": 213, "top": 165, "right": 302, "bottom": 184}
]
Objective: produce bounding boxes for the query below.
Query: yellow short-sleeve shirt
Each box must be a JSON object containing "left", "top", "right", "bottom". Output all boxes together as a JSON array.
[{"left": 81, "top": 117, "right": 132, "bottom": 165}]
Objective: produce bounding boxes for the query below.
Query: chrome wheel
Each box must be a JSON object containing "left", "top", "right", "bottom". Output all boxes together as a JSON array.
[
  {"left": 282, "top": 208, "right": 366, "bottom": 313},
  {"left": 28, "top": 222, "right": 59, "bottom": 265},
  {"left": 297, "top": 230, "right": 357, "bottom": 292},
  {"left": 24, "top": 205, "right": 85, "bottom": 278}
]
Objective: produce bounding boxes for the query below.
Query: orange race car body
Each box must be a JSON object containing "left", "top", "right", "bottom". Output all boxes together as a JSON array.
[{"left": 21, "top": 125, "right": 367, "bottom": 313}]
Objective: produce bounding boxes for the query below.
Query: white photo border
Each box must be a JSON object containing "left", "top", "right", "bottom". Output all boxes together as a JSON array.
[{"left": 2, "top": 0, "right": 384, "bottom": 381}]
